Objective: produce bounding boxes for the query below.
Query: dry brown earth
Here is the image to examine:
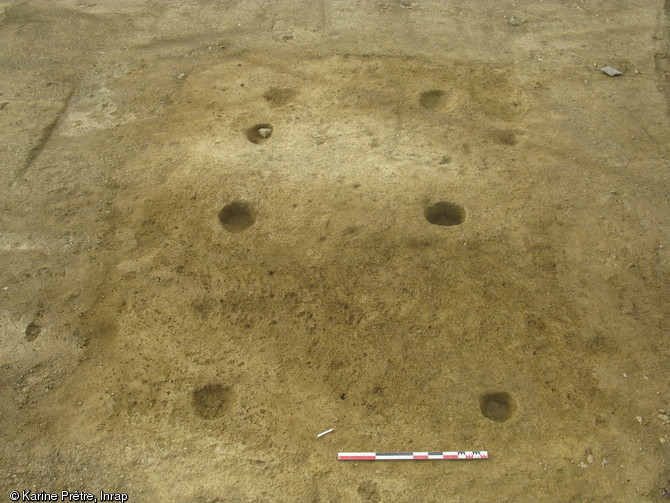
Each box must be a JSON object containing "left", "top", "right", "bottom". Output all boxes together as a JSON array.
[{"left": 1, "top": 1, "right": 670, "bottom": 501}]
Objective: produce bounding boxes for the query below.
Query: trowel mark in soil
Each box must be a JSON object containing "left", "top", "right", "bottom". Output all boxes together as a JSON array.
[
  {"left": 12, "top": 85, "right": 76, "bottom": 185},
  {"left": 192, "top": 384, "right": 237, "bottom": 420},
  {"left": 424, "top": 201, "right": 465, "bottom": 226},
  {"left": 479, "top": 392, "right": 517, "bottom": 422},
  {"left": 246, "top": 123, "right": 273, "bottom": 144},
  {"left": 24, "top": 322, "right": 41, "bottom": 342},
  {"left": 218, "top": 200, "right": 256, "bottom": 233}
]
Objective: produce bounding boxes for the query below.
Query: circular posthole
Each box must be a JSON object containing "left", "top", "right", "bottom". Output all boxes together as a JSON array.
[
  {"left": 419, "top": 89, "right": 445, "bottom": 111},
  {"left": 246, "top": 123, "right": 273, "bottom": 144},
  {"left": 218, "top": 200, "right": 255, "bottom": 233},
  {"left": 192, "top": 384, "right": 236, "bottom": 420},
  {"left": 479, "top": 392, "right": 517, "bottom": 422},
  {"left": 25, "top": 322, "right": 41, "bottom": 342},
  {"left": 494, "top": 128, "right": 517, "bottom": 146},
  {"left": 424, "top": 201, "right": 465, "bottom": 226}
]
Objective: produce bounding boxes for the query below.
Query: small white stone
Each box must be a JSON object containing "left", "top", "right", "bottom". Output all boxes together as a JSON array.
[
  {"left": 636, "top": 416, "right": 643, "bottom": 424},
  {"left": 587, "top": 455, "right": 594, "bottom": 464},
  {"left": 578, "top": 462, "right": 589, "bottom": 469},
  {"left": 658, "top": 414, "right": 669, "bottom": 423},
  {"left": 258, "top": 127, "right": 272, "bottom": 138},
  {"left": 601, "top": 66, "right": 622, "bottom": 77},
  {"left": 623, "top": 373, "right": 627, "bottom": 378}
]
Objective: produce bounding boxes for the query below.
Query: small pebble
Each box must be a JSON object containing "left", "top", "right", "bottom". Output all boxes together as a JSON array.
[
  {"left": 636, "top": 416, "right": 643, "bottom": 424},
  {"left": 258, "top": 127, "right": 272, "bottom": 138},
  {"left": 601, "top": 66, "right": 622, "bottom": 77},
  {"left": 587, "top": 454, "right": 594, "bottom": 464}
]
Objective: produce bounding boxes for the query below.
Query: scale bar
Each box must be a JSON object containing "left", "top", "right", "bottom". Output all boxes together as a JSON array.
[{"left": 338, "top": 451, "right": 488, "bottom": 461}]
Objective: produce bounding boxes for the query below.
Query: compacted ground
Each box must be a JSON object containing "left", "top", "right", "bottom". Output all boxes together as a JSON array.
[{"left": 1, "top": 1, "right": 670, "bottom": 501}]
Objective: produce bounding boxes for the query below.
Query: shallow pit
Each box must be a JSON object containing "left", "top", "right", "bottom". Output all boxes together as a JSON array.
[
  {"left": 218, "top": 200, "right": 256, "bottom": 233},
  {"left": 263, "top": 87, "right": 296, "bottom": 105},
  {"left": 246, "top": 123, "right": 273, "bottom": 143},
  {"left": 24, "top": 322, "right": 40, "bottom": 342},
  {"left": 424, "top": 201, "right": 465, "bottom": 226},
  {"left": 192, "top": 384, "right": 236, "bottom": 420},
  {"left": 419, "top": 89, "right": 446, "bottom": 110},
  {"left": 479, "top": 392, "right": 517, "bottom": 422}
]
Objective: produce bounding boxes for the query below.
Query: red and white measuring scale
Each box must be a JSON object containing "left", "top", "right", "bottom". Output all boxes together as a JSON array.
[{"left": 338, "top": 451, "right": 488, "bottom": 461}]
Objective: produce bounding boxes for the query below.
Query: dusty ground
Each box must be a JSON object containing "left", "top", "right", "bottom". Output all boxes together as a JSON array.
[{"left": 1, "top": 0, "right": 670, "bottom": 501}]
